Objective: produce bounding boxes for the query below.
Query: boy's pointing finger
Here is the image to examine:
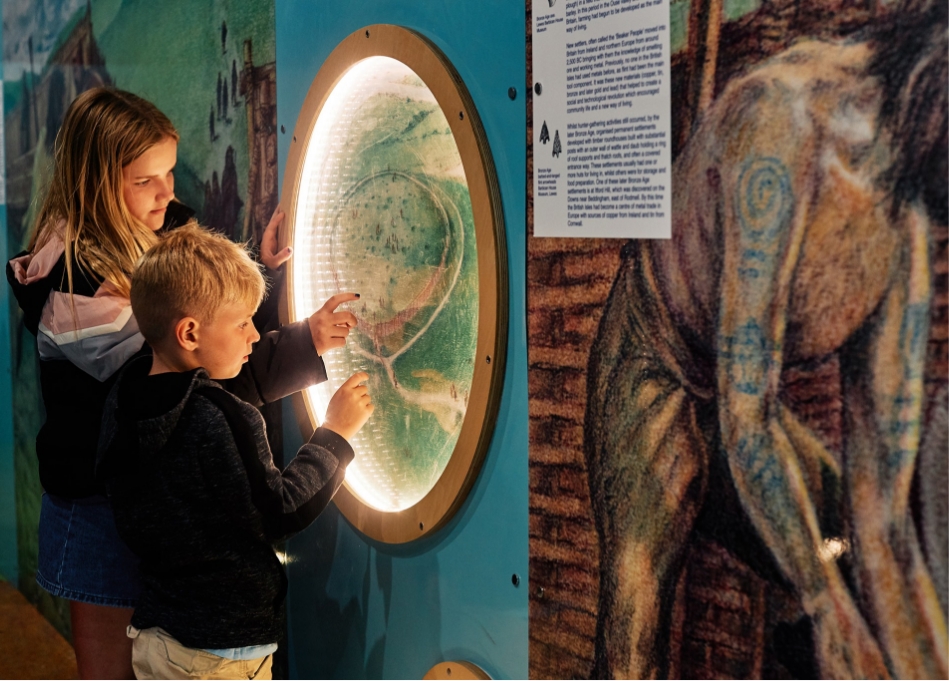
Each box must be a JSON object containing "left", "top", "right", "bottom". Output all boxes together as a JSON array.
[{"left": 343, "top": 371, "right": 370, "bottom": 388}]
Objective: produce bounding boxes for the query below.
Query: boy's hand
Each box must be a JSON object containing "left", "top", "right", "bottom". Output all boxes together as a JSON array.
[
  {"left": 309, "top": 293, "right": 359, "bottom": 356},
  {"left": 322, "top": 372, "right": 374, "bottom": 441},
  {"left": 260, "top": 207, "right": 290, "bottom": 269}
]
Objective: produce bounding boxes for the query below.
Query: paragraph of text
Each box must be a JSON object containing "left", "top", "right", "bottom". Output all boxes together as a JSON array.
[
  {"left": 565, "top": 115, "right": 668, "bottom": 224},
  {"left": 566, "top": 24, "right": 666, "bottom": 113}
]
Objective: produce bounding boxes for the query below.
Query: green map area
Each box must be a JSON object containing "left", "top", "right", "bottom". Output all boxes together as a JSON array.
[{"left": 294, "top": 59, "right": 479, "bottom": 512}]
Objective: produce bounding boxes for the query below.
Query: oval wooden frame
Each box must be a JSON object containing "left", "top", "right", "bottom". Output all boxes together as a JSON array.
[{"left": 279, "top": 24, "right": 508, "bottom": 544}]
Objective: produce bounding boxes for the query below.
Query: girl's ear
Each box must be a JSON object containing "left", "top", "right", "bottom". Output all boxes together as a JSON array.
[{"left": 174, "top": 317, "right": 200, "bottom": 351}]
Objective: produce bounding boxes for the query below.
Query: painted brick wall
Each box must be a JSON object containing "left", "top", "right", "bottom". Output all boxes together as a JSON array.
[{"left": 526, "top": 1, "right": 949, "bottom": 678}]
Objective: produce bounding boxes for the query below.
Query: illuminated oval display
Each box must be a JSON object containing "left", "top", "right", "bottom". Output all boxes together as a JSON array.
[
  {"left": 282, "top": 25, "right": 506, "bottom": 542},
  {"left": 293, "top": 56, "right": 478, "bottom": 512}
]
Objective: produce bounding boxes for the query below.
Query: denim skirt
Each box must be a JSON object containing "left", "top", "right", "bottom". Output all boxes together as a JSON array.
[{"left": 36, "top": 493, "right": 141, "bottom": 607}]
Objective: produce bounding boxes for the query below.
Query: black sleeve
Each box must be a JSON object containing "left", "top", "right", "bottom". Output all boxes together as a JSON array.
[
  {"left": 161, "top": 201, "right": 197, "bottom": 231},
  {"left": 6, "top": 254, "right": 54, "bottom": 336},
  {"left": 222, "top": 320, "right": 327, "bottom": 406},
  {"left": 253, "top": 266, "right": 285, "bottom": 334},
  {"left": 196, "top": 387, "right": 354, "bottom": 541}
]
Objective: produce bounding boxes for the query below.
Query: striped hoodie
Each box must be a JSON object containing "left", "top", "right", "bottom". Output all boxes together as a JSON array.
[{"left": 6, "top": 203, "right": 326, "bottom": 498}]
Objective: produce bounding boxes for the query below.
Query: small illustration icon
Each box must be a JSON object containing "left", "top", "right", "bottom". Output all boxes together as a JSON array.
[
  {"left": 548, "top": 0, "right": 557, "bottom": 7},
  {"left": 552, "top": 130, "right": 562, "bottom": 158},
  {"left": 540, "top": 121, "right": 550, "bottom": 144}
]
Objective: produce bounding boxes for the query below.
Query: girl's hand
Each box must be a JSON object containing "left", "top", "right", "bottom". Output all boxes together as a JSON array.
[
  {"left": 260, "top": 207, "right": 290, "bottom": 269},
  {"left": 322, "top": 372, "right": 374, "bottom": 441},
  {"left": 309, "top": 293, "right": 359, "bottom": 356}
]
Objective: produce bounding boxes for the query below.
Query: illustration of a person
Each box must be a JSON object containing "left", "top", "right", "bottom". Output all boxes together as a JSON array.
[
  {"left": 584, "top": 0, "right": 948, "bottom": 677},
  {"left": 232, "top": 59, "right": 240, "bottom": 105},
  {"left": 205, "top": 171, "right": 222, "bottom": 231},
  {"left": 222, "top": 78, "right": 230, "bottom": 122},
  {"left": 220, "top": 146, "right": 244, "bottom": 240}
]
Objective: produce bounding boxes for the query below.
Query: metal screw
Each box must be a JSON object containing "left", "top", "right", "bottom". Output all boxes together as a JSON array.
[
  {"left": 535, "top": 586, "right": 545, "bottom": 598},
  {"left": 419, "top": 522, "right": 424, "bottom": 531},
  {"left": 365, "top": 30, "right": 370, "bottom": 38},
  {"left": 486, "top": 355, "right": 491, "bottom": 364},
  {"left": 534, "top": 82, "right": 542, "bottom": 96},
  {"left": 508, "top": 87, "right": 517, "bottom": 100},
  {"left": 280, "top": 125, "right": 286, "bottom": 134},
  {"left": 459, "top": 111, "right": 465, "bottom": 121},
  {"left": 512, "top": 573, "right": 520, "bottom": 586}
]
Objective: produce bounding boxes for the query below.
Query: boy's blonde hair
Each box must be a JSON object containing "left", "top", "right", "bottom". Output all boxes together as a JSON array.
[
  {"left": 131, "top": 225, "right": 266, "bottom": 346},
  {"left": 31, "top": 87, "right": 180, "bottom": 297}
]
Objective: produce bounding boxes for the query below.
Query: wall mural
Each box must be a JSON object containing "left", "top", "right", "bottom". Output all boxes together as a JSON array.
[
  {"left": 528, "top": 0, "right": 948, "bottom": 678},
  {"left": 2, "top": 0, "right": 277, "bottom": 638}
]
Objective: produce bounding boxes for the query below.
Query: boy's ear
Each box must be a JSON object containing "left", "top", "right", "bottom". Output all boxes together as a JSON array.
[{"left": 174, "top": 317, "right": 201, "bottom": 352}]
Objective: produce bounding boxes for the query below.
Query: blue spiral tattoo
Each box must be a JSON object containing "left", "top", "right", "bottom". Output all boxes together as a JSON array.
[{"left": 736, "top": 157, "right": 794, "bottom": 243}]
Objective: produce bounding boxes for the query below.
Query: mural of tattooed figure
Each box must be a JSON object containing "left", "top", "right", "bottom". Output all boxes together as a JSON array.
[{"left": 584, "top": 0, "right": 948, "bottom": 677}]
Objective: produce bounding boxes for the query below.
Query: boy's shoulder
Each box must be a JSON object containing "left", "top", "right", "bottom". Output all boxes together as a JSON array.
[
  {"left": 187, "top": 382, "right": 263, "bottom": 441},
  {"left": 153, "top": 371, "right": 263, "bottom": 447},
  {"left": 100, "top": 361, "right": 262, "bottom": 478},
  {"left": 178, "top": 380, "right": 268, "bottom": 483},
  {"left": 181, "top": 373, "right": 268, "bottom": 451}
]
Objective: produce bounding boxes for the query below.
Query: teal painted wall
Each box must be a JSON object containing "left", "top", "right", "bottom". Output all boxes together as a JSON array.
[
  {"left": 0, "top": 5, "right": 18, "bottom": 584},
  {"left": 0, "top": 200, "right": 18, "bottom": 584},
  {"left": 276, "top": 1, "right": 528, "bottom": 678}
]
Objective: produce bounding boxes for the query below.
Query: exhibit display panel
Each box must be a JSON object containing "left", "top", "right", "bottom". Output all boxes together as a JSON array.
[{"left": 281, "top": 25, "right": 507, "bottom": 543}]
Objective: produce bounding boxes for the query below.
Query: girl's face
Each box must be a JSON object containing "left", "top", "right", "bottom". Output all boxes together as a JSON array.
[{"left": 122, "top": 137, "right": 178, "bottom": 231}]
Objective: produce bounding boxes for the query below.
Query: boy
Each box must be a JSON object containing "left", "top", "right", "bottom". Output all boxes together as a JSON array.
[{"left": 98, "top": 225, "right": 372, "bottom": 679}]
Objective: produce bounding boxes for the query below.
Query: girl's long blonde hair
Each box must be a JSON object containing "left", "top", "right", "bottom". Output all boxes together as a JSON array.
[{"left": 30, "top": 87, "right": 180, "bottom": 297}]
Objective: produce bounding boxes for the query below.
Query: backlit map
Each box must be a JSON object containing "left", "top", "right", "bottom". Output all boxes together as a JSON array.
[{"left": 292, "top": 57, "right": 479, "bottom": 512}]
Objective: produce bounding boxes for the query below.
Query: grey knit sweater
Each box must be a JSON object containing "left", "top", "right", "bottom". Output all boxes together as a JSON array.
[{"left": 98, "top": 356, "right": 354, "bottom": 649}]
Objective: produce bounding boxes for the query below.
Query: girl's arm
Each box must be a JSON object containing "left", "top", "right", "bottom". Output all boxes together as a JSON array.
[
  {"left": 225, "top": 208, "right": 357, "bottom": 406},
  {"left": 222, "top": 320, "right": 327, "bottom": 406}
]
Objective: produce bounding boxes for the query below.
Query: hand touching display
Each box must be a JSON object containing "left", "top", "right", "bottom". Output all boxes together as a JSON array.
[
  {"left": 322, "top": 372, "right": 374, "bottom": 440},
  {"left": 308, "top": 293, "right": 359, "bottom": 357}
]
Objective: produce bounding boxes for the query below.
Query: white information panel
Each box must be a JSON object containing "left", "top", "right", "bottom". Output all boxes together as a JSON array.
[{"left": 533, "top": 0, "right": 672, "bottom": 238}]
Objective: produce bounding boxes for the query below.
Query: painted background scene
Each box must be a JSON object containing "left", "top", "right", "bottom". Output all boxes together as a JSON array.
[
  {"left": 527, "top": 0, "right": 948, "bottom": 678},
  {"left": 2, "top": 0, "right": 278, "bottom": 638}
]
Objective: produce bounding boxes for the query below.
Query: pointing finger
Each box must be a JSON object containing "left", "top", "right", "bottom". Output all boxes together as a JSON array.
[
  {"left": 321, "top": 292, "right": 360, "bottom": 312},
  {"left": 343, "top": 371, "right": 370, "bottom": 388}
]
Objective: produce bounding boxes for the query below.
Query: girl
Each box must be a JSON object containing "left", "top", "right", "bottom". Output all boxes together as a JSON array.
[{"left": 6, "top": 87, "right": 356, "bottom": 678}]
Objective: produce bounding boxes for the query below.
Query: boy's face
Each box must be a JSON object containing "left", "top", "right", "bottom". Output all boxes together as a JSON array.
[
  {"left": 123, "top": 137, "right": 178, "bottom": 231},
  {"left": 192, "top": 301, "right": 260, "bottom": 379}
]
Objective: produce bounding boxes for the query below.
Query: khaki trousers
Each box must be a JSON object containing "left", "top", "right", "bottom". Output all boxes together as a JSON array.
[{"left": 128, "top": 626, "right": 273, "bottom": 680}]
